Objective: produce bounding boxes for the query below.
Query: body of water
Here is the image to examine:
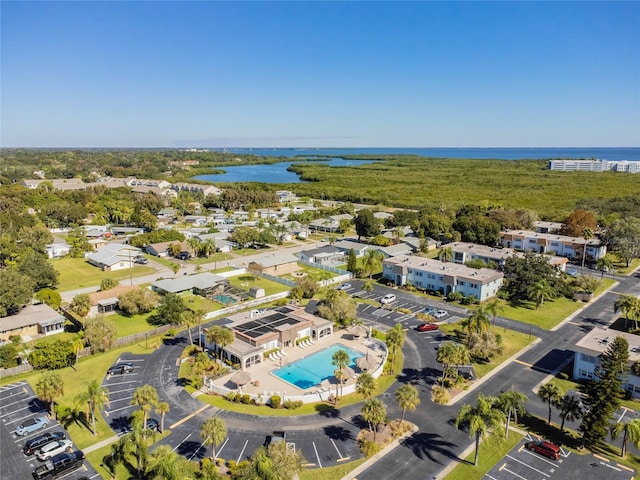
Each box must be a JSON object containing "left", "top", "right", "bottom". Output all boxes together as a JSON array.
[
  {"left": 272, "top": 343, "right": 363, "bottom": 390},
  {"left": 193, "top": 147, "right": 640, "bottom": 183}
]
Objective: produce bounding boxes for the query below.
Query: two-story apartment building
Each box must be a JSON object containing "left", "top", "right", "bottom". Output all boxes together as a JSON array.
[
  {"left": 499, "top": 230, "right": 606, "bottom": 261},
  {"left": 449, "top": 242, "right": 568, "bottom": 271},
  {"left": 382, "top": 255, "right": 503, "bottom": 301}
]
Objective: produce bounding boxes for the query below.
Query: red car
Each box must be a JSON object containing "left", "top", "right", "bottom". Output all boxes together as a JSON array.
[{"left": 416, "top": 323, "right": 438, "bottom": 332}]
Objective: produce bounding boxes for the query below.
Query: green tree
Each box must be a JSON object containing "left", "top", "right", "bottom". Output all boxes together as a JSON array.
[
  {"left": 131, "top": 384, "right": 159, "bottom": 427},
  {"left": 395, "top": 384, "right": 420, "bottom": 423},
  {"left": 538, "top": 383, "right": 560, "bottom": 425},
  {"left": 385, "top": 323, "right": 406, "bottom": 368},
  {"left": 100, "top": 277, "right": 118, "bottom": 291},
  {"left": 147, "top": 444, "right": 188, "bottom": 480},
  {"left": 229, "top": 226, "right": 260, "bottom": 248},
  {"left": 346, "top": 248, "right": 357, "bottom": 273},
  {"left": 497, "top": 389, "right": 528, "bottom": 438},
  {"left": 156, "top": 401, "right": 170, "bottom": 433},
  {"left": 614, "top": 295, "right": 640, "bottom": 330},
  {"left": 34, "top": 288, "right": 62, "bottom": 310},
  {"left": 463, "top": 306, "right": 491, "bottom": 334},
  {"left": 466, "top": 331, "right": 502, "bottom": 361},
  {"left": 332, "top": 348, "right": 350, "bottom": 399},
  {"left": 151, "top": 292, "right": 187, "bottom": 325},
  {"left": 608, "top": 217, "right": 640, "bottom": 267},
  {"left": 581, "top": 227, "right": 594, "bottom": 270},
  {"left": 200, "top": 417, "right": 227, "bottom": 462},
  {"left": 502, "top": 252, "right": 569, "bottom": 303},
  {"left": 264, "top": 441, "right": 306, "bottom": 480},
  {"left": 28, "top": 340, "right": 74, "bottom": 369},
  {"left": 117, "top": 288, "right": 159, "bottom": 316},
  {"left": 0, "top": 343, "right": 19, "bottom": 368},
  {"left": 595, "top": 254, "right": 615, "bottom": 279},
  {"left": 206, "top": 325, "right": 235, "bottom": 362},
  {"left": 75, "top": 380, "right": 109, "bottom": 435},
  {"left": 581, "top": 336, "right": 629, "bottom": 445},
  {"left": 362, "top": 398, "right": 386, "bottom": 441},
  {"left": 354, "top": 209, "right": 380, "bottom": 240},
  {"left": 438, "top": 247, "right": 453, "bottom": 263},
  {"left": 485, "top": 298, "right": 504, "bottom": 328},
  {"left": 362, "top": 250, "right": 384, "bottom": 279},
  {"left": 556, "top": 394, "right": 583, "bottom": 433},
  {"left": 111, "top": 416, "right": 155, "bottom": 478},
  {"left": 18, "top": 251, "right": 58, "bottom": 290},
  {"left": 70, "top": 293, "right": 91, "bottom": 318},
  {"left": 317, "top": 290, "right": 357, "bottom": 326},
  {"left": 0, "top": 269, "right": 34, "bottom": 317},
  {"left": 83, "top": 314, "right": 117, "bottom": 353},
  {"left": 356, "top": 372, "right": 376, "bottom": 400},
  {"left": 610, "top": 418, "right": 640, "bottom": 458},
  {"left": 455, "top": 394, "right": 506, "bottom": 466},
  {"left": 34, "top": 371, "right": 64, "bottom": 419},
  {"left": 528, "top": 279, "right": 554, "bottom": 309}
]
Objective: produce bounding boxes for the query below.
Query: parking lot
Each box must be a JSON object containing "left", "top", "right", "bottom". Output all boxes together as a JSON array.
[
  {"left": 485, "top": 434, "right": 635, "bottom": 480},
  {"left": 0, "top": 380, "right": 99, "bottom": 479}
]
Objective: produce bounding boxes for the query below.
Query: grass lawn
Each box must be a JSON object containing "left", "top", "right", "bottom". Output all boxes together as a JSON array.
[
  {"left": 499, "top": 278, "right": 615, "bottom": 330},
  {"left": 614, "top": 257, "right": 640, "bottom": 276},
  {"left": 183, "top": 293, "right": 223, "bottom": 313},
  {"left": 299, "top": 458, "right": 367, "bottom": 480},
  {"left": 188, "top": 252, "right": 233, "bottom": 266},
  {"left": 227, "top": 274, "right": 290, "bottom": 296},
  {"left": 445, "top": 432, "right": 524, "bottom": 480},
  {"left": 108, "top": 312, "right": 156, "bottom": 337},
  {"left": 53, "top": 257, "right": 155, "bottom": 291},
  {"left": 438, "top": 324, "right": 534, "bottom": 378}
]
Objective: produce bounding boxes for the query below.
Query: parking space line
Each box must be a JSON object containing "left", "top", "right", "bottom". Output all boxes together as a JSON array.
[
  {"left": 330, "top": 439, "right": 344, "bottom": 459},
  {"left": 119, "top": 359, "right": 145, "bottom": 362},
  {"left": 172, "top": 433, "right": 192, "bottom": 452},
  {"left": 312, "top": 441, "right": 322, "bottom": 468},
  {"left": 0, "top": 395, "right": 36, "bottom": 411},
  {"left": 485, "top": 473, "right": 499, "bottom": 480},
  {"left": 506, "top": 454, "right": 550, "bottom": 477},
  {"left": 187, "top": 440, "right": 206, "bottom": 461},
  {"left": 106, "top": 387, "right": 136, "bottom": 395},
  {"left": 0, "top": 381, "right": 28, "bottom": 392},
  {"left": 1, "top": 404, "right": 45, "bottom": 419},
  {"left": 169, "top": 404, "right": 210, "bottom": 429},
  {"left": 501, "top": 465, "right": 528, "bottom": 480},
  {"left": 513, "top": 359, "right": 534, "bottom": 368},
  {"left": 105, "top": 404, "right": 135, "bottom": 415},
  {"left": 216, "top": 438, "right": 229, "bottom": 458},
  {"left": 617, "top": 407, "right": 629, "bottom": 423},
  {"left": 102, "top": 380, "right": 138, "bottom": 387},
  {"left": 5, "top": 411, "right": 48, "bottom": 425},
  {"left": 236, "top": 439, "right": 249, "bottom": 463},
  {"left": 616, "top": 462, "right": 634, "bottom": 472},
  {"left": 521, "top": 449, "right": 559, "bottom": 466}
]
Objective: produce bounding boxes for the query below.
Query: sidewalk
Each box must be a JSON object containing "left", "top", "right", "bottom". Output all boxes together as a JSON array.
[{"left": 83, "top": 434, "right": 120, "bottom": 454}]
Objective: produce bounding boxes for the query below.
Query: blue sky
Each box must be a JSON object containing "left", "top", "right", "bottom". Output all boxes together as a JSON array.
[{"left": 2, "top": 1, "right": 639, "bottom": 148}]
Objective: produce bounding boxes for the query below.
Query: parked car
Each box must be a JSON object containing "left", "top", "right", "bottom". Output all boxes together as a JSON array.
[
  {"left": 432, "top": 309, "right": 448, "bottom": 319},
  {"left": 176, "top": 251, "right": 190, "bottom": 260},
  {"left": 336, "top": 283, "right": 352, "bottom": 291},
  {"left": 416, "top": 323, "right": 438, "bottom": 332},
  {"left": 380, "top": 294, "right": 397, "bottom": 304},
  {"left": 525, "top": 440, "right": 560, "bottom": 460},
  {"left": 33, "top": 450, "right": 84, "bottom": 480},
  {"left": 423, "top": 307, "right": 436, "bottom": 315},
  {"left": 36, "top": 439, "right": 73, "bottom": 461},
  {"left": 24, "top": 431, "right": 67, "bottom": 456},
  {"left": 265, "top": 431, "right": 286, "bottom": 447},
  {"left": 134, "top": 257, "right": 148, "bottom": 264},
  {"left": 566, "top": 268, "right": 579, "bottom": 277},
  {"left": 107, "top": 362, "right": 134, "bottom": 375},
  {"left": 145, "top": 418, "right": 159, "bottom": 431},
  {"left": 16, "top": 416, "right": 49, "bottom": 436}
]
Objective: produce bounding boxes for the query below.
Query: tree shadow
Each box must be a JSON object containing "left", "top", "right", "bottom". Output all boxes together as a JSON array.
[
  {"left": 60, "top": 408, "right": 91, "bottom": 433},
  {"left": 109, "top": 415, "right": 132, "bottom": 434},
  {"left": 323, "top": 424, "right": 354, "bottom": 441},
  {"left": 316, "top": 404, "right": 340, "bottom": 418},
  {"left": 177, "top": 440, "right": 206, "bottom": 459},
  {"left": 401, "top": 431, "right": 458, "bottom": 463},
  {"left": 162, "top": 336, "right": 186, "bottom": 346}
]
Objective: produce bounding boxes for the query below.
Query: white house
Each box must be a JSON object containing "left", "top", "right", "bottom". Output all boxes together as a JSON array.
[
  {"left": 448, "top": 242, "right": 568, "bottom": 271},
  {"left": 87, "top": 244, "right": 141, "bottom": 271},
  {"left": 45, "top": 243, "right": 71, "bottom": 259},
  {"left": 499, "top": 230, "right": 606, "bottom": 262},
  {"left": 382, "top": 255, "right": 503, "bottom": 301}
]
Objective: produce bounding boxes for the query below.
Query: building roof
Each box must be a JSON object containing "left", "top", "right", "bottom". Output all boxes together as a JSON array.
[
  {"left": 297, "top": 245, "right": 342, "bottom": 258},
  {"left": 88, "top": 285, "right": 141, "bottom": 305},
  {"left": 334, "top": 239, "right": 370, "bottom": 253},
  {"left": 575, "top": 327, "right": 640, "bottom": 363},
  {"left": 152, "top": 272, "right": 227, "bottom": 294},
  {"left": 449, "top": 242, "right": 568, "bottom": 266},
  {"left": 87, "top": 244, "right": 141, "bottom": 267},
  {"left": 376, "top": 243, "right": 413, "bottom": 257},
  {"left": 500, "top": 229, "right": 602, "bottom": 246},
  {"left": 0, "top": 304, "right": 63, "bottom": 332},
  {"left": 244, "top": 251, "right": 299, "bottom": 269},
  {"left": 383, "top": 255, "right": 504, "bottom": 283}
]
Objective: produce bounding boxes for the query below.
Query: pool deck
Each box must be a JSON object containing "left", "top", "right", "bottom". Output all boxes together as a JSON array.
[{"left": 210, "top": 331, "right": 386, "bottom": 398}]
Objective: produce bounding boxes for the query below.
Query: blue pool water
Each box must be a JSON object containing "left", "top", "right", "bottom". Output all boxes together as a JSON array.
[{"left": 273, "top": 344, "right": 364, "bottom": 390}]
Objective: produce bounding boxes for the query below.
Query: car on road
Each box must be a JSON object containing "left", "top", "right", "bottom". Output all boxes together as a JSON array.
[
  {"left": 336, "top": 283, "right": 352, "bottom": 291},
  {"left": 15, "top": 416, "right": 49, "bottom": 436},
  {"left": 432, "top": 309, "right": 448, "bottom": 319},
  {"left": 416, "top": 323, "right": 438, "bottom": 332},
  {"left": 525, "top": 440, "right": 560, "bottom": 460},
  {"left": 24, "top": 431, "right": 67, "bottom": 456},
  {"left": 36, "top": 439, "right": 73, "bottom": 461},
  {"left": 107, "top": 362, "right": 134, "bottom": 375},
  {"left": 380, "top": 294, "right": 397, "bottom": 304}
]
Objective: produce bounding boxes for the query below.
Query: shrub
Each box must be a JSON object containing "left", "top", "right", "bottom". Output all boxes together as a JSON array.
[
  {"left": 284, "top": 399, "right": 303, "bottom": 409},
  {"left": 190, "top": 376, "right": 204, "bottom": 390},
  {"left": 100, "top": 277, "right": 118, "bottom": 291},
  {"left": 358, "top": 439, "right": 381, "bottom": 458},
  {"left": 225, "top": 392, "right": 237, "bottom": 402},
  {"left": 432, "top": 385, "right": 450, "bottom": 405},
  {"left": 447, "top": 292, "right": 463, "bottom": 302},
  {"left": 274, "top": 298, "right": 288, "bottom": 306},
  {"left": 397, "top": 307, "right": 412, "bottom": 315},
  {"left": 241, "top": 394, "right": 251, "bottom": 404},
  {"left": 269, "top": 395, "right": 282, "bottom": 408},
  {"left": 216, "top": 458, "right": 225, "bottom": 466}
]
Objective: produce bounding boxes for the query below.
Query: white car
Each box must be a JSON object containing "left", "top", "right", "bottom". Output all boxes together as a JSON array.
[
  {"left": 380, "top": 294, "right": 397, "bottom": 304},
  {"left": 37, "top": 439, "right": 73, "bottom": 461},
  {"left": 336, "top": 283, "right": 352, "bottom": 291},
  {"left": 432, "top": 309, "right": 448, "bottom": 319}
]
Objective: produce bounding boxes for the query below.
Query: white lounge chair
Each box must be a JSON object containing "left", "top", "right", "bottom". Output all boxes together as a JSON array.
[{"left": 280, "top": 350, "right": 287, "bottom": 356}]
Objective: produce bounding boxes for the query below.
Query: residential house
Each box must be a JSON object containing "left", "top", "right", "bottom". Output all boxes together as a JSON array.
[
  {"left": 499, "top": 229, "right": 606, "bottom": 261},
  {"left": 45, "top": 243, "right": 71, "bottom": 259},
  {"left": 296, "top": 246, "right": 345, "bottom": 265},
  {"left": 245, "top": 252, "right": 299, "bottom": 275},
  {"left": 334, "top": 239, "right": 370, "bottom": 257},
  {"left": 146, "top": 241, "right": 190, "bottom": 258},
  {"left": 373, "top": 243, "right": 413, "bottom": 258},
  {"left": 449, "top": 242, "right": 568, "bottom": 271},
  {"left": 151, "top": 272, "right": 229, "bottom": 296},
  {"left": 87, "top": 285, "right": 141, "bottom": 316},
  {"left": 382, "top": 255, "right": 504, "bottom": 301},
  {"left": 533, "top": 221, "right": 563, "bottom": 234},
  {"left": 0, "top": 304, "right": 65, "bottom": 341},
  {"left": 86, "top": 244, "right": 141, "bottom": 271}
]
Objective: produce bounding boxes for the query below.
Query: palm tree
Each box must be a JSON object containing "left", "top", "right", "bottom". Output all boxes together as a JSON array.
[
  {"left": 614, "top": 295, "right": 640, "bottom": 330},
  {"left": 156, "top": 401, "right": 170, "bottom": 433},
  {"left": 113, "top": 418, "right": 155, "bottom": 477},
  {"left": 171, "top": 262, "right": 180, "bottom": 277},
  {"left": 436, "top": 341, "right": 459, "bottom": 384},
  {"left": 455, "top": 394, "right": 506, "bottom": 466},
  {"left": 206, "top": 325, "right": 235, "bottom": 363},
  {"left": 72, "top": 337, "right": 85, "bottom": 366},
  {"left": 497, "top": 389, "right": 528, "bottom": 438},
  {"left": 464, "top": 306, "right": 491, "bottom": 334},
  {"left": 528, "top": 279, "right": 554, "bottom": 309},
  {"left": 556, "top": 394, "right": 583, "bottom": 432},
  {"left": 537, "top": 383, "right": 560, "bottom": 425},
  {"left": 596, "top": 254, "right": 614, "bottom": 279},
  {"left": 485, "top": 298, "right": 504, "bottom": 328},
  {"left": 362, "top": 280, "right": 374, "bottom": 294},
  {"left": 188, "top": 238, "right": 201, "bottom": 258},
  {"left": 200, "top": 417, "right": 227, "bottom": 462},
  {"left": 356, "top": 372, "right": 376, "bottom": 400},
  {"left": 75, "top": 380, "right": 109, "bottom": 435},
  {"left": 180, "top": 309, "right": 197, "bottom": 346},
  {"left": 35, "top": 371, "right": 64, "bottom": 419},
  {"left": 147, "top": 445, "right": 187, "bottom": 480},
  {"left": 439, "top": 246, "right": 453, "bottom": 263},
  {"left": 332, "top": 349, "right": 350, "bottom": 398},
  {"left": 131, "top": 384, "right": 159, "bottom": 428},
  {"left": 395, "top": 384, "right": 420, "bottom": 423},
  {"left": 385, "top": 323, "right": 406, "bottom": 367},
  {"left": 610, "top": 419, "right": 640, "bottom": 457},
  {"left": 334, "top": 369, "right": 345, "bottom": 402},
  {"left": 581, "top": 227, "right": 594, "bottom": 271},
  {"left": 362, "top": 398, "right": 387, "bottom": 441},
  {"left": 363, "top": 250, "right": 384, "bottom": 279}
]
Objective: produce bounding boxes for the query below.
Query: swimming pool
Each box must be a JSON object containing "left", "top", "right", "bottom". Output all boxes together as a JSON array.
[{"left": 273, "top": 344, "right": 364, "bottom": 390}]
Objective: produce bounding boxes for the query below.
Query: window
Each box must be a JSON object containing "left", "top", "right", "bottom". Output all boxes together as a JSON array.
[{"left": 457, "top": 280, "right": 465, "bottom": 286}]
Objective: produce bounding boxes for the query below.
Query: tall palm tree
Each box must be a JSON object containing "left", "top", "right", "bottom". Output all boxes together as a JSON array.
[
  {"left": 497, "top": 389, "right": 528, "bottom": 438},
  {"left": 610, "top": 419, "right": 640, "bottom": 457},
  {"left": 537, "top": 383, "right": 560, "bottom": 425},
  {"left": 112, "top": 419, "right": 155, "bottom": 477},
  {"left": 439, "top": 247, "right": 453, "bottom": 263},
  {"left": 75, "top": 380, "right": 109, "bottom": 435},
  {"left": 614, "top": 295, "right": 640, "bottom": 330},
  {"left": 485, "top": 298, "right": 504, "bottom": 328},
  {"left": 34, "top": 371, "right": 64, "bottom": 419},
  {"left": 356, "top": 372, "right": 376, "bottom": 400},
  {"left": 595, "top": 254, "right": 614, "bottom": 279},
  {"left": 436, "top": 341, "right": 459, "bottom": 384},
  {"left": 581, "top": 227, "right": 594, "bottom": 271},
  {"left": 455, "top": 394, "right": 506, "bottom": 466},
  {"left": 464, "top": 306, "right": 491, "bottom": 334},
  {"left": 72, "top": 337, "right": 85, "bottom": 366},
  {"left": 206, "top": 325, "right": 235, "bottom": 363},
  {"left": 156, "top": 401, "right": 170, "bottom": 433},
  {"left": 395, "top": 384, "right": 420, "bottom": 423},
  {"left": 334, "top": 369, "right": 345, "bottom": 402},
  {"left": 147, "top": 445, "right": 187, "bottom": 480},
  {"left": 556, "top": 394, "right": 583, "bottom": 432},
  {"left": 200, "top": 417, "right": 227, "bottom": 462},
  {"left": 131, "top": 384, "right": 159, "bottom": 428},
  {"left": 385, "top": 323, "right": 406, "bottom": 367},
  {"left": 180, "top": 309, "right": 197, "bottom": 346},
  {"left": 363, "top": 250, "right": 384, "bottom": 279},
  {"left": 332, "top": 349, "right": 350, "bottom": 398},
  {"left": 362, "top": 398, "right": 387, "bottom": 441},
  {"left": 528, "top": 280, "right": 554, "bottom": 309},
  {"left": 187, "top": 237, "right": 201, "bottom": 258}
]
